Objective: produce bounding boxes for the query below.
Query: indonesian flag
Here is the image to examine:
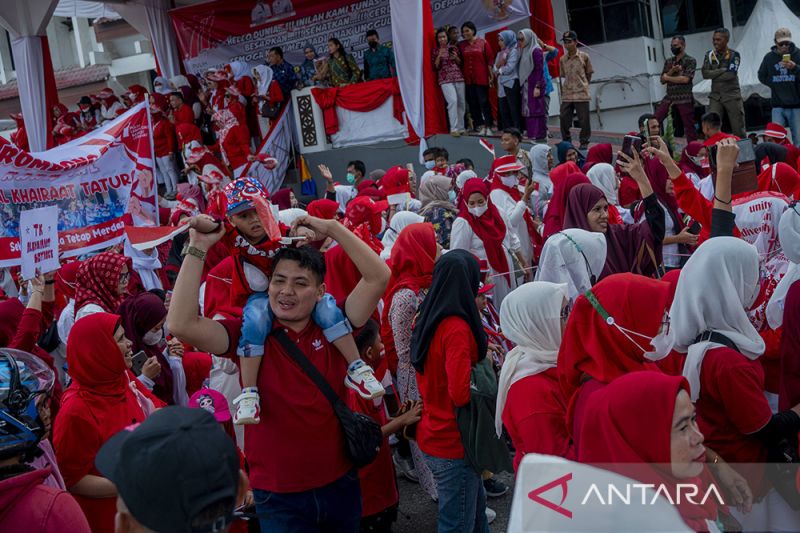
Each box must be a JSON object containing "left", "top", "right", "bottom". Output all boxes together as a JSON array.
[
  {"left": 479, "top": 138, "right": 496, "bottom": 158},
  {"left": 125, "top": 225, "right": 189, "bottom": 251},
  {"left": 391, "top": 0, "right": 447, "bottom": 152}
]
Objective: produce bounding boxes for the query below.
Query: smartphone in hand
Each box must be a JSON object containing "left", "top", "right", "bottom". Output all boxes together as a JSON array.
[
  {"left": 621, "top": 135, "right": 642, "bottom": 159},
  {"left": 130, "top": 351, "right": 148, "bottom": 376}
]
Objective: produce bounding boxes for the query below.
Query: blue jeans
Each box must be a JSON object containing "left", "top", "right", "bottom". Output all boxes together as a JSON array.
[
  {"left": 772, "top": 107, "right": 800, "bottom": 146},
  {"left": 253, "top": 470, "right": 361, "bottom": 532},
  {"left": 238, "top": 292, "right": 352, "bottom": 356},
  {"left": 423, "top": 453, "right": 490, "bottom": 533}
]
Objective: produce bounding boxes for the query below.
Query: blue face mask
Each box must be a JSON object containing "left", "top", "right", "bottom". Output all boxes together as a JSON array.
[
  {"left": 345, "top": 172, "right": 356, "bottom": 184},
  {"left": 448, "top": 190, "right": 457, "bottom": 202},
  {"left": 424, "top": 161, "right": 436, "bottom": 170}
]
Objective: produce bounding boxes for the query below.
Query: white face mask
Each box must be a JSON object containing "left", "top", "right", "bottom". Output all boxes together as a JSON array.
[
  {"left": 500, "top": 175, "right": 518, "bottom": 188},
  {"left": 142, "top": 327, "right": 163, "bottom": 346},
  {"left": 468, "top": 205, "right": 488, "bottom": 217}
]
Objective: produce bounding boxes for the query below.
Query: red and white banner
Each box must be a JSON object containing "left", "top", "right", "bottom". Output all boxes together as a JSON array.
[
  {"left": 237, "top": 104, "right": 293, "bottom": 194},
  {"left": 0, "top": 103, "right": 157, "bottom": 266},
  {"left": 169, "top": 0, "right": 530, "bottom": 74}
]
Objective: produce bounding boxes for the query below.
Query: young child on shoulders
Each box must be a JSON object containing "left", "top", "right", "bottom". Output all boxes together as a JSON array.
[{"left": 194, "top": 177, "right": 384, "bottom": 425}]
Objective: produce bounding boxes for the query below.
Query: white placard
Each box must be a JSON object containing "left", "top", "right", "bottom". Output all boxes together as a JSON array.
[{"left": 19, "top": 206, "right": 60, "bottom": 279}]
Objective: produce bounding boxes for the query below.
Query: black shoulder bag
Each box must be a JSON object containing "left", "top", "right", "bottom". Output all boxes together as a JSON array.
[{"left": 272, "top": 330, "right": 383, "bottom": 468}]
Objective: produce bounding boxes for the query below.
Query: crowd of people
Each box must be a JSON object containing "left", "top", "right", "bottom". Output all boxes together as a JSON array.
[
  {"left": 4, "top": 111, "right": 800, "bottom": 531},
  {"left": 5, "top": 17, "right": 800, "bottom": 533}
]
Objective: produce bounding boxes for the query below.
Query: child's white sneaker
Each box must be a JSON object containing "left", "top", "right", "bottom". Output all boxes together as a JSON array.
[
  {"left": 345, "top": 361, "right": 385, "bottom": 400},
  {"left": 233, "top": 389, "right": 261, "bottom": 425}
]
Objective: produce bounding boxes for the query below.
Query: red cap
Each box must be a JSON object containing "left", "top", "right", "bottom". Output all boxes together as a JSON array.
[
  {"left": 478, "top": 282, "right": 495, "bottom": 295},
  {"left": 764, "top": 122, "right": 788, "bottom": 140}
]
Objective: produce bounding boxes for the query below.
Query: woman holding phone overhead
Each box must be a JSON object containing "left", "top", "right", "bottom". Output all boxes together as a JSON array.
[{"left": 561, "top": 148, "right": 665, "bottom": 279}]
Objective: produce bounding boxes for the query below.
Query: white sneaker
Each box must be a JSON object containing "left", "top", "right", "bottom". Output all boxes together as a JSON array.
[
  {"left": 233, "top": 390, "right": 261, "bottom": 425},
  {"left": 486, "top": 507, "right": 497, "bottom": 524},
  {"left": 345, "top": 363, "right": 385, "bottom": 399}
]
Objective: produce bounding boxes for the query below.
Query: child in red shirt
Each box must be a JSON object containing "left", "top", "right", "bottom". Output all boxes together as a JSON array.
[
  {"left": 348, "top": 320, "right": 421, "bottom": 532},
  {"left": 195, "top": 178, "right": 385, "bottom": 424}
]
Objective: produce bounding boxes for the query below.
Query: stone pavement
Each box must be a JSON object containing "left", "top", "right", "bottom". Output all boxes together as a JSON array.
[{"left": 394, "top": 471, "right": 515, "bottom": 533}]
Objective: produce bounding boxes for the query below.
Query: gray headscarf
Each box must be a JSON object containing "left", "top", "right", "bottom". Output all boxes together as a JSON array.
[
  {"left": 419, "top": 175, "right": 458, "bottom": 214},
  {"left": 518, "top": 28, "right": 540, "bottom": 83}
]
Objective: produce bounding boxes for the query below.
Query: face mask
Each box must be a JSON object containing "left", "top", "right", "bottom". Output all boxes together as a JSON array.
[
  {"left": 142, "top": 327, "right": 163, "bottom": 346},
  {"left": 448, "top": 190, "right": 457, "bottom": 202},
  {"left": 424, "top": 161, "right": 436, "bottom": 170},
  {"left": 468, "top": 205, "right": 488, "bottom": 217},
  {"left": 500, "top": 175, "right": 518, "bottom": 188},
  {"left": 645, "top": 328, "right": 676, "bottom": 361},
  {"left": 671, "top": 46, "right": 682, "bottom": 56},
  {"left": 345, "top": 172, "right": 356, "bottom": 184},
  {"left": 369, "top": 41, "right": 378, "bottom": 50}
]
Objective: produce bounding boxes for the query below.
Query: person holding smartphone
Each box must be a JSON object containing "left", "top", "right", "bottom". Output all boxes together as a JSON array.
[
  {"left": 433, "top": 27, "right": 466, "bottom": 135},
  {"left": 758, "top": 28, "right": 800, "bottom": 147}
]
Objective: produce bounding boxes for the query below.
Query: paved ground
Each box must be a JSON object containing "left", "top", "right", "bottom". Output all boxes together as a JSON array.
[{"left": 394, "top": 471, "right": 515, "bottom": 533}]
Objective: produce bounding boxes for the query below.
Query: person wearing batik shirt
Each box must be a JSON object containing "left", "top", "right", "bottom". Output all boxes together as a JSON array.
[{"left": 267, "top": 46, "right": 299, "bottom": 101}]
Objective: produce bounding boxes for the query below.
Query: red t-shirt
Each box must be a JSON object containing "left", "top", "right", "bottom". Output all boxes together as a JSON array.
[
  {"left": 501, "top": 368, "right": 571, "bottom": 471},
  {"left": 416, "top": 316, "right": 478, "bottom": 459},
  {"left": 152, "top": 117, "right": 176, "bottom": 157},
  {"left": 172, "top": 104, "right": 195, "bottom": 126},
  {"left": 346, "top": 390, "right": 398, "bottom": 517},
  {"left": 696, "top": 347, "right": 772, "bottom": 494},
  {"left": 220, "top": 319, "right": 352, "bottom": 492}
]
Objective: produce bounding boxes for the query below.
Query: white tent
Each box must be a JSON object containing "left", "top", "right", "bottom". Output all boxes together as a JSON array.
[{"left": 693, "top": 0, "right": 800, "bottom": 105}]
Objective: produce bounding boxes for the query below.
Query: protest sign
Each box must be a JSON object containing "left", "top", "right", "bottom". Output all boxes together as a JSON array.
[
  {"left": 19, "top": 206, "right": 60, "bottom": 279},
  {"left": 0, "top": 103, "right": 156, "bottom": 267}
]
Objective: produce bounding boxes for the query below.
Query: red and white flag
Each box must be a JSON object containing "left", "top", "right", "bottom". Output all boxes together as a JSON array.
[
  {"left": 479, "top": 138, "right": 496, "bottom": 158},
  {"left": 125, "top": 225, "right": 189, "bottom": 251}
]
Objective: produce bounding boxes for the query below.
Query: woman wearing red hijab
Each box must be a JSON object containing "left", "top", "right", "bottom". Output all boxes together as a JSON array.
[
  {"left": 211, "top": 109, "right": 254, "bottom": 174},
  {"left": 558, "top": 273, "right": 672, "bottom": 447},
  {"left": 578, "top": 372, "right": 730, "bottom": 532},
  {"left": 325, "top": 197, "right": 387, "bottom": 305},
  {"left": 541, "top": 167, "right": 589, "bottom": 240},
  {"left": 54, "top": 313, "right": 163, "bottom": 533},
  {"left": 451, "top": 179, "right": 521, "bottom": 307},
  {"left": 581, "top": 143, "right": 612, "bottom": 174},
  {"left": 52, "top": 103, "right": 80, "bottom": 145},
  {"left": 307, "top": 199, "right": 339, "bottom": 220},
  {"left": 73, "top": 252, "right": 130, "bottom": 324},
  {"left": 562, "top": 150, "right": 665, "bottom": 279}
]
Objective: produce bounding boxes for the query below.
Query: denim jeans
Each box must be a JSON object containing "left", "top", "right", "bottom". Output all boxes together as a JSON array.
[
  {"left": 423, "top": 452, "right": 490, "bottom": 533},
  {"left": 772, "top": 107, "right": 800, "bottom": 146},
  {"left": 253, "top": 470, "right": 362, "bottom": 532}
]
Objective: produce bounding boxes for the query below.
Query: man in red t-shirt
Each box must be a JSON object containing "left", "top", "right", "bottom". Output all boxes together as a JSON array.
[
  {"left": 167, "top": 213, "right": 390, "bottom": 532},
  {"left": 169, "top": 91, "right": 196, "bottom": 126}
]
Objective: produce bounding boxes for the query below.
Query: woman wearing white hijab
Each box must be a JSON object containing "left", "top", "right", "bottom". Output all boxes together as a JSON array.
[
  {"left": 766, "top": 205, "right": 800, "bottom": 329},
  {"left": 123, "top": 237, "right": 163, "bottom": 291},
  {"left": 586, "top": 163, "right": 633, "bottom": 223},
  {"left": 496, "top": 282, "right": 571, "bottom": 470},
  {"left": 380, "top": 211, "right": 424, "bottom": 260},
  {"left": 529, "top": 144, "right": 553, "bottom": 198},
  {"left": 252, "top": 64, "right": 277, "bottom": 138},
  {"left": 535, "top": 228, "right": 606, "bottom": 303},
  {"left": 652, "top": 236, "right": 800, "bottom": 531}
]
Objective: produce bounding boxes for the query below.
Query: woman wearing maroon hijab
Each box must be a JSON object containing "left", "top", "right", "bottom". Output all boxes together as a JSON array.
[
  {"left": 118, "top": 292, "right": 178, "bottom": 405},
  {"left": 562, "top": 151, "right": 665, "bottom": 279},
  {"left": 578, "top": 372, "right": 734, "bottom": 532}
]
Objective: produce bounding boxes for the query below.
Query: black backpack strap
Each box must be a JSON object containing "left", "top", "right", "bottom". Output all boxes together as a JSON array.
[
  {"left": 272, "top": 329, "right": 341, "bottom": 408},
  {"left": 693, "top": 330, "right": 741, "bottom": 353}
]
